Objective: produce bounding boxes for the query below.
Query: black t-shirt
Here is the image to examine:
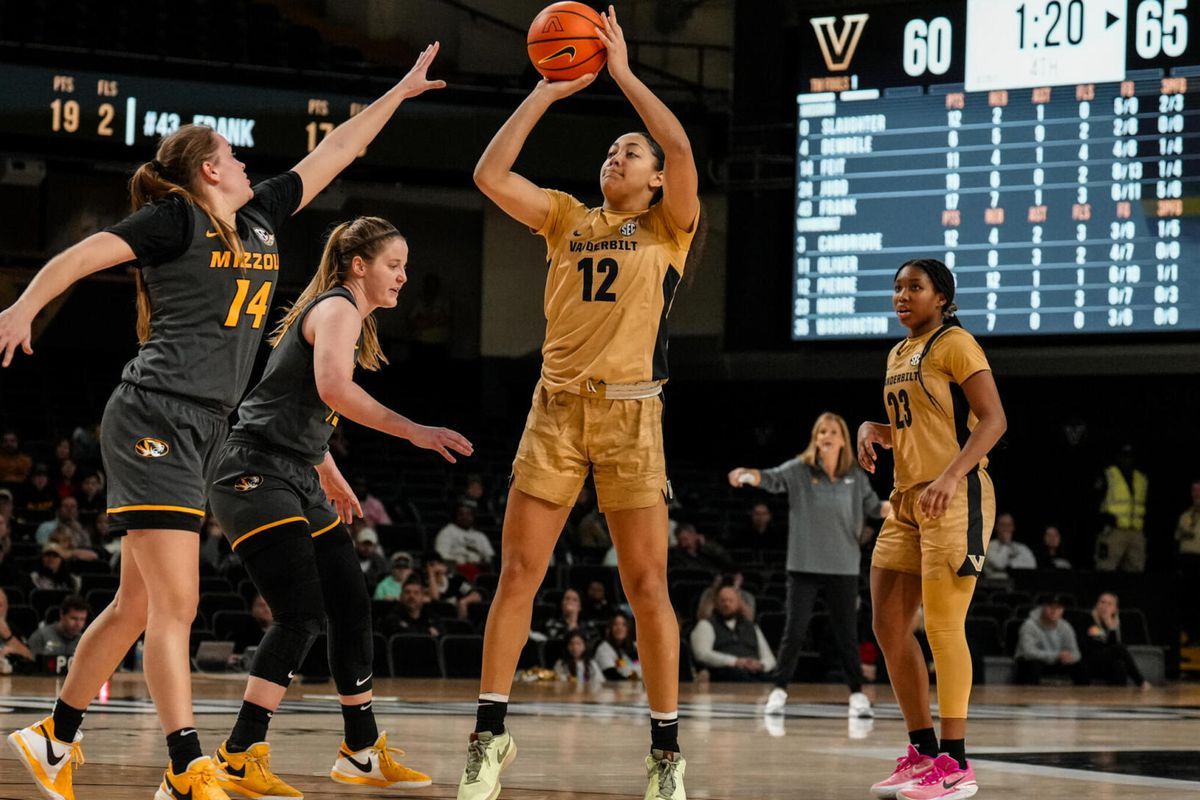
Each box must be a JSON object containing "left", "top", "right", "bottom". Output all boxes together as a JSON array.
[{"left": 106, "top": 172, "right": 302, "bottom": 267}]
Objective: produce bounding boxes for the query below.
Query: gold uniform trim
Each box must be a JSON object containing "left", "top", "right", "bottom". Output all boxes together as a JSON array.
[
  {"left": 310, "top": 519, "right": 340, "bottom": 539},
  {"left": 107, "top": 504, "right": 206, "bottom": 516},
  {"left": 231, "top": 516, "right": 308, "bottom": 550}
]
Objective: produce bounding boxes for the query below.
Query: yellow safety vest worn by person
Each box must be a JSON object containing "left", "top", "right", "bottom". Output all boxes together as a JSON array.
[
  {"left": 535, "top": 189, "right": 697, "bottom": 393},
  {"left": 1101, "top": 465, "right": 1147, "bottom": 532}
]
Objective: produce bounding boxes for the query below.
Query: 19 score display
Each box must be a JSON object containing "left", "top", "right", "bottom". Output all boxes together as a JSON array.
[{"left": 793, "top": 0, "right": 1197, "bottom": 341}]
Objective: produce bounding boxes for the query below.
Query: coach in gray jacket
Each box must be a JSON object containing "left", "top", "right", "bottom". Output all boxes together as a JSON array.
[{"left": 729, "top": 412, "right": 889, "bottom": 719}]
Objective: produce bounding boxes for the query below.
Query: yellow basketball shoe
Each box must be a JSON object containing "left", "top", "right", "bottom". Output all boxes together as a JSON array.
[
  {"left": 155, "top": 756, "right": 232, "bottom": 800},
  {"left": 214, "top": 741, "right": 303, "bottom": 799},
  {"left": 457, "top": 730, "right": 516, "bottom": 800},
  {"left": 329, "top": 732, "right": 432, "bottom": 789},
  {"left": 7, "top": 717, "right": 85, "bottom": 800},
  {"left": 643, "top": 749, "right": 687, "bottom": 800}
]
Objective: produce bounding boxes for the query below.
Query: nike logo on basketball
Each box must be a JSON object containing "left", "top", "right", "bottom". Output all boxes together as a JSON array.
[
  {"left": 356, "top": 673, "right": 372, "bottom": 686},
  {"left": 346, "top": 754, "right": 374, "bottom": 773},
  {"left": 538, "top": 45, "right": 577, "bottom": 64},
  {"left": 41, "top": 727, "right": 65, "bottom": 766},
  {"left": 943, "top": 776, "right": 965, "bottom": 789}
]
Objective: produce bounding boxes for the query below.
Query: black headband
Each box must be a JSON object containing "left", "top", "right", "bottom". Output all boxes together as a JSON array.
[{"left": 339, "top": 228, "right": 401, "bottom": 258}]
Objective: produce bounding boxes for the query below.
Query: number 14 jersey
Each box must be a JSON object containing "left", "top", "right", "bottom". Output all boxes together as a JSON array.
[
  {"left": 534, "top": 189, "right": 698, "bottom": 393},
  {"left": 883, "top": 324, "right": 991, "bottom": 491}
]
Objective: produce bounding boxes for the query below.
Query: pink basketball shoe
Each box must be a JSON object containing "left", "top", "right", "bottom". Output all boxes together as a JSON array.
[
  {"left": 870, "top": 745, "right": 936, "bottom": 798},
  {"left": 898, "top": 754, "right": 977, "bottom": 800}
]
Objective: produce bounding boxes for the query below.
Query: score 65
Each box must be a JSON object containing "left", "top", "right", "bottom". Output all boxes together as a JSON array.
[
  {"left": 904, "top": 17, "right": 953, "bottom": 77},
  {"left": 1136, "top": 0, "right": 1189, "bottom": 59}
]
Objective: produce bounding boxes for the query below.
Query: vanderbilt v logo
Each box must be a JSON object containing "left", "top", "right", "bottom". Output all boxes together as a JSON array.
[
  {"left": 810, "top": 14, "right": 869, "bottom": 72},
  {"left": 967, "top": 554, "right": 985, "bottom": 572}
]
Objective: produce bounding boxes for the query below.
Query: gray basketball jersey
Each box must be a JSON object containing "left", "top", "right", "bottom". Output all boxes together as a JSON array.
[
  {"left": 231, "top": 287, "right": 358, "bottom": 465},
  {"left": 120, "top": 203, "right": 282, "bottom": 413}
]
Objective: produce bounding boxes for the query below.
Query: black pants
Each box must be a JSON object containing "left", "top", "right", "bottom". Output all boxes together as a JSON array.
[
  {"left": 1014, "top": 657, "right": 1089, "bottom": 686},
  {"left": 771, "top": 571, "right": 864, "bottom": 692},
  {"left": 1086, "top": 644, "right": 1145, "bottom": 686},
  {"left": 709, "top": 666, "right": 773, "bottom": 683}
]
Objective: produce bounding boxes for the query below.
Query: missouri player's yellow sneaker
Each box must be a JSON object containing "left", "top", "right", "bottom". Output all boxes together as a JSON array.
[
  {"left": 457, "top": 730, "right": 516, "bottom": 800},
  {"left": 214, "top": 740, "right": 303, "bottom": 799},
  {"left": 329, "top": 732, "right": 432, "bottom": 789},
  {"left": 154, "top": 756, "right": 232, "bottom": 800},
  {"left": 7, "top": 717, "right": 85, "bottom": 800}
]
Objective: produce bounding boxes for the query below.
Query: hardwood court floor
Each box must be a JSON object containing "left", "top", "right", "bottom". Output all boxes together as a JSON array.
[{"left": 2, "top": 675, "right": 1199, "bottom": 798}]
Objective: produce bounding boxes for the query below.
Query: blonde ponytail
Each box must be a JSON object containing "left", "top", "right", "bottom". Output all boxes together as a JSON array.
[
  {"left": 127, "top": 124, "right": 243, "bottom": 343},
  {"left": 269, "top": 216, "right": 401, "bottom": 371}
]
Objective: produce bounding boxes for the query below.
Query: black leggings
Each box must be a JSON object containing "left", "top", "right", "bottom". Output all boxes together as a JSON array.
[
  {"left": 241, "top": 525, "right": 374, "bottom": 695},
  {"left": 771, "top": 571, "right": 864, "bottom": 692}
]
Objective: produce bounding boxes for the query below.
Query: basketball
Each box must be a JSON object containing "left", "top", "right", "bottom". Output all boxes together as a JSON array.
[{"left": 527, "top": 1, "right": 607, "bottom": 81}]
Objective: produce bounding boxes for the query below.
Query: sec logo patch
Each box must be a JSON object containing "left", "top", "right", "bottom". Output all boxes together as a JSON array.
[
  {"left": 134, "top": 437, "right": 170, "bottom": 458},
  {"left": 234, "top": 475, "right": 263, "bottom": 493},
  {"left": 620, "top": 220, "right": 637, "bottom": 237}
]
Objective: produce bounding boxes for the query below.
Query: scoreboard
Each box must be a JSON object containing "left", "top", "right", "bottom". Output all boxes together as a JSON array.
[{"left": 792, "top": 0, "right": 1198, "bottom": 340}]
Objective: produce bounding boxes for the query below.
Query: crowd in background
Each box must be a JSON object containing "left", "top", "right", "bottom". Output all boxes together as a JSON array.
[{"left": 0, "top": 423, "right": 1193, "bottom": 685}]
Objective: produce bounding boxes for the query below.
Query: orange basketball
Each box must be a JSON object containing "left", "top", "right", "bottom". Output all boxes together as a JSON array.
[{"left": 527, "top": 2, "right": 607, "bottom": 81}]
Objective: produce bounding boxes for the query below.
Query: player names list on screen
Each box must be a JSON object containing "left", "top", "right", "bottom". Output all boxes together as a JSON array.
[{"left": 792, "top": 74, "right": 1199, "bottom": 339}]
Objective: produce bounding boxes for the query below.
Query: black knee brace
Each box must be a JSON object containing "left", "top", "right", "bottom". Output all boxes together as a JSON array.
[
  {"left": 250, "top": 612, "right": 323, "bottom": 687},
  {"left": 314, "top": 525, "right": 375, "bottom": 694}
]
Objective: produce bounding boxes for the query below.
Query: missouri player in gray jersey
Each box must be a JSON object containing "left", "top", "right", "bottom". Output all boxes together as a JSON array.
[
  {"left": 206, "top": 217, "right": 471, "bottom": 798},
  {"left": 0, "top": 44, "right": 447, "bottom": 800}
]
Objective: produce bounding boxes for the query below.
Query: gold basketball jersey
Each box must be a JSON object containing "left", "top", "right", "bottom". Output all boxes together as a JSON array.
[
  {"left": 534, "top": 189, "right": 698, "bottom": 392},
  {"left": 883, "top": 325, "right": 992, "bottom": 491}
]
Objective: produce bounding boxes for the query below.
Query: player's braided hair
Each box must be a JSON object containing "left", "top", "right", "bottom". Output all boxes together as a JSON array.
[
  {"left": 894, "top": 258, "right": 964, "bottom": 413},
  {"left": 269, "top": 216, "right": 403, "bottom": 371},
  {"left": 127, "top": 124, "right": 243, "bottom": 344}
]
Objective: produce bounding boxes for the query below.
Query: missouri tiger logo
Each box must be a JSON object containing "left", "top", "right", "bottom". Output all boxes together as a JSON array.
[
  {"left": 253, "top": 227, "right": 276, "bottom": 246},
  {"left": 133, "top": 437, "right": 170, "bottom": 458},
  {"left": 234, "top": 475, "right": 263, "bottom": 493}
]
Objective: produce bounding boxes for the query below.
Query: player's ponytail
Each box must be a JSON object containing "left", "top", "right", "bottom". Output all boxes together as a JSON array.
[
  {"left": 128, "top": 124, "right": 243, "bottom": 343},
  {"left": 635, "top": 131, "right": 706, "bottom": 283},
  {"left": 270, "top": 216, "right": 403, "bottom": 371}
]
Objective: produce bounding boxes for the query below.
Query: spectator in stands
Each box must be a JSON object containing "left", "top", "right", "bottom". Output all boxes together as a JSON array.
[
  {"left": 580, "top": 580, "right": 616, "bottom": 623},
  {"left": 554, "top": 630, "right": 604, "bottom": 684},
  {"left": 689, "top": 585, "right": 776, "bottom": 682},
  {"left": 1096, "top": 443, "right": 1148, "bottom": 572},
  {"left": 54, "top": 459, "right": 78, "bottom": 500},
  {"left": 0, "top": 514, "right": 20, "bottom": 586},
  {"left": 1014, "top": 595, "right": 1086, "bottom": 685},
  {"left": 353, "top": 477, "right": 393, "bottom": 528},
  {"left": 47, "top": 525, "right": 98, "bottom": 562},
  {"left": 0, "top": 430, "right": 32, "bottom": 489},
  {"left": 0, "top": 587, "right": 33, "bottom": 670},
  {"left": 460, "top": 473, "right": 498, "bottom": 528},
  {"left": 983, "top": 513, "right": 1037, "bottom": 579},
  {"left": 424, "top": 552, "right": 482, "bottom": 619},
  {"left": 545, "top": 587, "right": 585, "bottom": 640},
  {"left": 74, "top": 473, "right": 105, "bottom": 531},
  {"left": 355, "top": 528, "right": 389, "bottom": 592},
  {"left": 28, "top": 595, "right": 88, "bottom": 658},
  {"left": 18, "top": 464, "right": 56, "bottom": 525},
  {"left": 1174, "top": 480, "right": 1200, "bottom": 578},
  {"left": 94, "top": 513, "right": 119, "bottom": 564},
  {"left": 695, "top": 572, "right": 756, "bottom": 622},
  {"left": 35, "top": 496, "right": 84, "bottom": 545},
  {"left": 49, "top": 437, "right": 72, "bottom": 475},
  {"left": 374, "top": 552, "right": 416, "bottom": 601},
  {"left": 1036, "top": 525, "right": 1073, "bottom": 570},
  {"left": 667, "top": 522, "right": 730, "bottom": 574},
  {"left": 250, "top": 593, "right": 273, "bottom": 633},
  {"left": 0, "top": 488, "right": 14, "bottom": 530},
  {"left": 434, "top": 499, "right": 495, "bottom": 568},
  {"left": 734, "top": 502, "right": 787, "bottom": 552},
  {"left": 199, "top": 517, "right": 229, "bottom": 572},
  {"left": 382, "top": 576, "right": 441, "bottom": 637},
  {"left": 594, "top": 612, "right": 641, "bottom": 681},
  {"left": 570, "top": 502, "right": 612, "bottom": 554},
  {"left": 29, "top": 544, "right": 80, "bottom": 592},
  {"left": 1084, "top": 592, "right": 1150, "bottom": 688}
]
